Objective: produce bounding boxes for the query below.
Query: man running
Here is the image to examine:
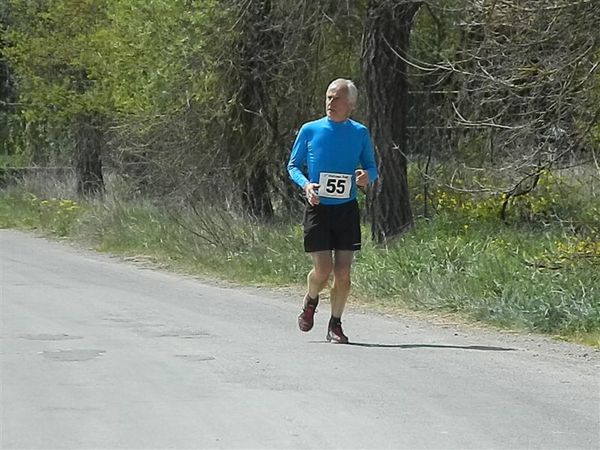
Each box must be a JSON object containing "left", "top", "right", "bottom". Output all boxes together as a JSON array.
[{"left": 287, "top": 78, "right": 378, "bottom": 343}]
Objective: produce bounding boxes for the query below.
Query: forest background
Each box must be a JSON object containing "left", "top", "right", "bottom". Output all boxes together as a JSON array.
[{"left": 1, "top": 0, "right": 599, "bottom": 345}]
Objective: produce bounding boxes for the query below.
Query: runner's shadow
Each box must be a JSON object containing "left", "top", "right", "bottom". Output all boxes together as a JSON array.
[{"left": 346, "top": 342, "right": 515, "bottom": 351}]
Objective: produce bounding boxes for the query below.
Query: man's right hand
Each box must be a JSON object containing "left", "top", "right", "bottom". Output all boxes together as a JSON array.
[{"left": 304, "top": 182, "right": 320, "bottom": 206}]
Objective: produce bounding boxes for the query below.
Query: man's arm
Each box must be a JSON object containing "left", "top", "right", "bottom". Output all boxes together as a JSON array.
[
  {"left": 358, "top": 129, "right": 378, "bottom": 184},
  {"left": 287, "top": 126, "right": 321, "bottom": 205},
  {"left": 287, "top": 126, "right": 310, "bottom": 189}
]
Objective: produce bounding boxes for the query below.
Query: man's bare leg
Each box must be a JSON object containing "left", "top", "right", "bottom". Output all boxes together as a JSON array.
[
  {"left": 307, "top": 251, "right": 333, "bottom": 300},
  {"left": 298, "top": 251, "right": 333, "bottom": 332},
  {"left": 329, "top": 250, "right": 353, "bottom": 317},
  {"left": 325, "top": 250, "right": 353, "bottom": 343}
]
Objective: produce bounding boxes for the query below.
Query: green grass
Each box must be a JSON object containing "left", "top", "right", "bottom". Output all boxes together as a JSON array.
[
  {"left": 1, "top": 182, "right": 598, "bottom": 348},
  {"left": 353, "top": 219, "right": 599, "bottom": 344}
]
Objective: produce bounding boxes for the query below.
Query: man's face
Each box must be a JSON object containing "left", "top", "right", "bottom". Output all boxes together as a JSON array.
[{"left": 325, "top": 86, "right": 352, "bottom": 122}]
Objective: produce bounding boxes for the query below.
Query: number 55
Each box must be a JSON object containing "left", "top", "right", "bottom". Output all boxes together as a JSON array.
[{"left": 326, "top": 178, "right": 346, "bottom": 194}]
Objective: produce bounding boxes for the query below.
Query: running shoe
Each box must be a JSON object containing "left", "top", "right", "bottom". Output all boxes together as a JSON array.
[
  {"left": 298, "top": 294, "right": 318, "bottom": 332},
  {"left": 326, "top": 322, "right": 349, "bottom": 344}
]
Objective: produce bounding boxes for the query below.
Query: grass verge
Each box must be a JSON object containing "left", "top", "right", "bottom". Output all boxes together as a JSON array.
[{"left": 1, "top": 186, "right": 598, "bottom": 347}]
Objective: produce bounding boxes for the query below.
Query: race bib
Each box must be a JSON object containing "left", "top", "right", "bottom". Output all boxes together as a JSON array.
[{"left": 318, "top": 172, "right": 352, "bottom": 199}]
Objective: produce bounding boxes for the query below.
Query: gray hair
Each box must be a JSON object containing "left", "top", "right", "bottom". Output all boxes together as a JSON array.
[{"left": 327, "top": 78, "right": 358, "bottom": 107}]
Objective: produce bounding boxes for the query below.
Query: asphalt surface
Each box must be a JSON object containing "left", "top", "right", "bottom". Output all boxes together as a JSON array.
[{"left": 1, "top": 229, "right": 599, "bottom": 449}]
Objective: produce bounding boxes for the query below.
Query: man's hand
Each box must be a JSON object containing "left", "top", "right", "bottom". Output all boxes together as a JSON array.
[
  {"left": 355, "top": 169, "right": 369, "bottom": 188},
  {"left": 304, "top": 182, "right": 320, "bottom": 206}
]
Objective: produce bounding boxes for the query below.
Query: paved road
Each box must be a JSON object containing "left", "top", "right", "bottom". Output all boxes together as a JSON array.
[{"left": 1, "top": 229, "right": 599, "bottom": 449}]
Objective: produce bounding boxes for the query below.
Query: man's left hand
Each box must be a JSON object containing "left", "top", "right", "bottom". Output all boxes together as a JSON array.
[{"left": 355, "top": 169, "right": 368, "bottom": 188}]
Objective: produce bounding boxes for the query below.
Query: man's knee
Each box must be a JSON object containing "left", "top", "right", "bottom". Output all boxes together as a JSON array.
[
  {"left": 311, "top": 265, "right": 332, "bottom": 283},
  {"left": 333, "top": 267, "right": 351, "bottom": 286}
]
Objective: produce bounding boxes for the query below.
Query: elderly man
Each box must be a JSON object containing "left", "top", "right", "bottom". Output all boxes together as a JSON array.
[{"left": 287, "top": 78, "right": 378, "bottom": 343}]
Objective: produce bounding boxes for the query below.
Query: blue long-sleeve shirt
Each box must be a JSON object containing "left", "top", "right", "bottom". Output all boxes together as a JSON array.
[{"left": 287, "top": 117, "right": 378, "bottom": 205}]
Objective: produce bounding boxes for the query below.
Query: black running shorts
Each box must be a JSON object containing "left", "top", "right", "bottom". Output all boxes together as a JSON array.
[{"left": 303, "top": 200, "right": 361, "bottom": 253}]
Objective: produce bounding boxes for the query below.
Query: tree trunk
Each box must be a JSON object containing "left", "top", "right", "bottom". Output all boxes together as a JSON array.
[
  {"left": 73, "top": 113, "right": 104, "bottom": 198},
  {"left": 242, "top": 165, "right": 273, "bottom": 219},
  {"left": 226, "top": 0, "right": 278, "bottom": 220},
  {"left": 362, "top": 0, "right": 419, "bottom": 243}
]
